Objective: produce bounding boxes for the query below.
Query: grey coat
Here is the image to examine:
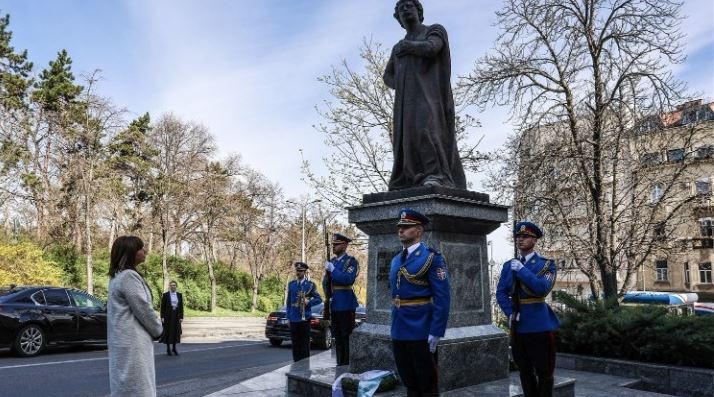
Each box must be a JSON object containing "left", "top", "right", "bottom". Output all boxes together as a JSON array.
[{"left": 108, "top": 270, "right": 163, "bottom": 397}]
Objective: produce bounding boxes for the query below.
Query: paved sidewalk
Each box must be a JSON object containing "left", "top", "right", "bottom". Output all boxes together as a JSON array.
[
  {"left": 181, "top": 317, "right": 266, "bottom": 342},
  {"left": 206, "top": 350, "right": 676, "bottom": 396}
]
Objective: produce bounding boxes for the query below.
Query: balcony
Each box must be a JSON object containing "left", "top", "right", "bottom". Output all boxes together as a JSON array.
[
  {"left": 692, "top": 237, "right": 714, "bottom": 249},
  {"left": 693, "top": 195, "right": 714, "bottom": 217}
]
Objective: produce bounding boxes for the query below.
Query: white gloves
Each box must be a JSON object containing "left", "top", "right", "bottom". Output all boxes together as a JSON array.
[
  {"left": 508, "top": 313, "right": 520, "bottom": 328},
  {"left": 510, "top": 259, "right": 524, "bottom": 272},
  {"left": 324, "top": 261, "right": 335, "bottom": 272},
  {"left": 427, "top": 334, "right": 440, "bottom": 353}
]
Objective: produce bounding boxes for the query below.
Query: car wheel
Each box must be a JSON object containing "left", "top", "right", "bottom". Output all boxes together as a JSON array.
[
  {"left": 321, "top": 327, "right": 332, "bottom": 350},
  {"left": 269, "top": 338, "right": 283, "bottom": 347},
  {"left": 13, "top": 324, "right": 46, "bottom": 357}
]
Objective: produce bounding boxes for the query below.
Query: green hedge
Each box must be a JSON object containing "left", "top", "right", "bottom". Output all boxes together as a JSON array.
[{"left": 555, "top": 293, "right": 714, "bottom": 368}]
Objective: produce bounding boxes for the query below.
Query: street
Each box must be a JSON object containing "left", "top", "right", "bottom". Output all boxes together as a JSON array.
[{"left": 0, "top": 339, "right": 299, "bottom": 397}]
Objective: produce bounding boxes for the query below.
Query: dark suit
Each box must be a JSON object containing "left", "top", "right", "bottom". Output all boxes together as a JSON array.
[{"left": 160, "top": 292, "right": 183, "bottom": 346}]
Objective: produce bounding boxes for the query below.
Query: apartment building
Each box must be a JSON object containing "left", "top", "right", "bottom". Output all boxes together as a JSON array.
[{"left": 515, "top": 100, "right": 714, "bottom": 301}]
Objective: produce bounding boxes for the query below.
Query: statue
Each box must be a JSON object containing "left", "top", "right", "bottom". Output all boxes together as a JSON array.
[{"left": 384, "top": 0, "right": 466, "bottom": 191}]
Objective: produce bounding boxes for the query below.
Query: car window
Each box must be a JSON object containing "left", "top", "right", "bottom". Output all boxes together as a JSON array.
[
  {"left": 43, "top": 288, "right": 70, "bottom": 306},
  {"left": 69, "top": 290, "right": 104, "bottom": 309},
  {"left": 12, "top": 294, "right": 35, "bottom": 304},
  {"left": 31, "top": 291, "right": 46, "bottom": 305}
]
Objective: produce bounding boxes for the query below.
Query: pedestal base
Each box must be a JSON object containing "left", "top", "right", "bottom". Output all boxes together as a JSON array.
[
  {"left": 350, "top": 323, "right": 510, "bottom": 391},
  {"left": 286, "top": 351, "right": 575, "bottom": 397}
]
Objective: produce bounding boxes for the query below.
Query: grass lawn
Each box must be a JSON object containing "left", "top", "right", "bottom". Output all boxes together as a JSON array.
[{"left": 183, "top": 306, "right": 269, "bottom": 318}]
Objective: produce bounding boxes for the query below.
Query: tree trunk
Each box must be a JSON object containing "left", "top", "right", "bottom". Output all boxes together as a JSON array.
[
  {"left": 85, "top": 203, "right": 94, "bottom": 294},
  {"left": 108, "top": 212, "right": 116, "bottom": 252},
  {"left": 161, "top": 229, "right": 170, "bottom": 292},
  {"left": 251, "top": 276, "right": 260, "bottom": 312},
  {"left": 207, "top": 239, "right": 217, "bottom": 312}
]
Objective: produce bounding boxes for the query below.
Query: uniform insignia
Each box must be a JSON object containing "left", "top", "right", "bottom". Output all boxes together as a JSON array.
[
  {"left": 415, "top": 250, "right": 421, "bottom": 256},
  {"left": 520, "top": 225, "right": 527, "bottom": 232},
  {"left": 401, "top": 211, "right": 406, "bottom": 218},
  {"left": 347, "top": 265, "right": 355, "bottom": 273},
  {"left": 436, "top": 267, "right": 447, "bottom": 281},
  {"left": 544, "top": 271, "right": 554, "bottom": 282}
]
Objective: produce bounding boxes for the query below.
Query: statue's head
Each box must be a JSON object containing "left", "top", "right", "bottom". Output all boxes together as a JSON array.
[{"left": 393, "top": 0, "right": 424, "bottom": 28}]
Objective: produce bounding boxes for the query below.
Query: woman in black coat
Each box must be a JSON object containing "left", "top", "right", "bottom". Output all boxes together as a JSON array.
[{"left": 160, "top": 280, "right": 184, "bottom": 356}]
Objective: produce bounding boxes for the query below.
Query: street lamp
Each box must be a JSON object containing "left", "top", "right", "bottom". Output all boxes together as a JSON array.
[{"left": 287, "top": 198, "right": 322, "bottom": 262}]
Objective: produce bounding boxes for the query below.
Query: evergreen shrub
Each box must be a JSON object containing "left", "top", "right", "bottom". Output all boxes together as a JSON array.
[{"left": 555, "top": 293, "right": 714, "bottom": 368}]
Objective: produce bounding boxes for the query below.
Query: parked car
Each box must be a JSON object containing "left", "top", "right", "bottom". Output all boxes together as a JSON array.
[
  {"left": 354, "top": 306, "right": 367, "bottom": 327},
  {"left": 265, "top": 302, "right": 332, "bottom": 349},
  {"left": 0, "top": 285, "right": 107, "bottom": 357}
]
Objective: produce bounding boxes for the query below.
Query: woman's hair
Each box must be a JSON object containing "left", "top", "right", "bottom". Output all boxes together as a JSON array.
[
  {"left": 109, "top": 236, "right": 144, "bottom": 277},
  {"left": 393, "top": 0, "right": 424, "bottom": 28}
]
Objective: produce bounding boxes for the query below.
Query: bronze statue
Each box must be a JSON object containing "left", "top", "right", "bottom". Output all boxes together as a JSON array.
[{"left": 384, "top": 0, "right": 466, "bottom": 191}]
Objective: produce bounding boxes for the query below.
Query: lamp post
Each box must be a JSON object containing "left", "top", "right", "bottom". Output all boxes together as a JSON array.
[{"left": 287, "top": 198, "right": 322, "bottom": 262}]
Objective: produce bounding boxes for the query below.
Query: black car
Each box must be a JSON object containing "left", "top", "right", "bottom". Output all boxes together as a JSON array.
[
  {"left": 0, "top": 285, "right": 107, "bottom": 357},
  {"left": 265, "top": 302, "right": 332, "bottom": 349},
  {"left": 355, "top": 306, "right": 367, "bottom": 327}
]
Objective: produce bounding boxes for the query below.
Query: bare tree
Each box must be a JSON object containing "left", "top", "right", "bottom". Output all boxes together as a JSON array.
[
  {"left": 463, "top": 0, "right": 691, "bottom": 299},
  {"left": 303, "top": 39, "right": 489, "bottom": 208},
  {"left": 64, "top": 71, "right": 124, "bottom": 293},
  {"left": 228, "top": 168, "right": 285, "bottom": 312},
  {"left": 149, "top": 113, "right": 215, "bottom": 292}
]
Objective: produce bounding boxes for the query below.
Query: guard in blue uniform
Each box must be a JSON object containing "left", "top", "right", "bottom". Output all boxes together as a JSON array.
[
  {"left": 390, "top": 208, "right": 450, "bottom": 397},
  {"left": 323, "top": 233, "right": 359, "bottom": 366},
  {"left": 286, "top": 262, "right": 322, "bottom": 362},
  {"left": 496, "top": 222, "right": 560, "bottom": 397}
]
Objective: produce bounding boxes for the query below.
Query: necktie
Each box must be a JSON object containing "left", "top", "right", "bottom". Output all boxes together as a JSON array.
[
  {"left": 401, "top": 249, "right": 408, "bottom": 264},
  {"left": 520, "top": 256, "right": 526, "bottom": 264}
]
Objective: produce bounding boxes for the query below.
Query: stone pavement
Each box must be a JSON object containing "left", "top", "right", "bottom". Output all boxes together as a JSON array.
[{"left": 205, "top": 350, "right": 677, "bottom": 396}]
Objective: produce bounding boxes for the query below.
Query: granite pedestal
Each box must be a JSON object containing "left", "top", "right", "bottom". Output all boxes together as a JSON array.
[{"left": 347, "top": 186, "right": 511, "bottom": 392}]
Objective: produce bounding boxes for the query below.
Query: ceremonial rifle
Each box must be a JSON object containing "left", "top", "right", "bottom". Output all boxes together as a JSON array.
[
  {"left": 510, "top": 263, "right": 521, "bottom": 345},
  {"left": 322, "top": 219, "right": 333, "bottom": 321}
]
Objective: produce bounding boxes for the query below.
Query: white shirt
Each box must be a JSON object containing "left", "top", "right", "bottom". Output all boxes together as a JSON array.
[
  {"left": 406, "top": 242, "right": 421, "bottom": 256},
  {"left": 170, "top": 291, "right": 178, "bottom": 308},
  {"left": 520, "top": 252, "right": 537, "bottom": 263}
]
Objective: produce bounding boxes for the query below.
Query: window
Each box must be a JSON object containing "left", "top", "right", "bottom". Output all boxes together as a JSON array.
[
  {"left": 681, "top": 107, "right": 714, "bottom": 125},
  {"left": 685, "top": 263, "right": 691, "bottom": 284},
  {"left": 31, "top": 291, "right": 46, "bottom": 305},
  {"left": 642, "top": 152, "right": 662, "bottom": 166},
  {"left": 654, "top": 222, "right": 666, "bottom": 241},
  {"left": 651, "top": 184, "right": 663, "bottom": 203},
  {"left": 701, "top": 218, "right": 714, "bottom": 237},
  {"left": 655, "top": 260, "right": 668, "bottom": 281},
  {"left": 700, "top": 262, "right": 712, "bottom": 283},
  {"left": 695, "top": 145, "right": 714, "bottom": 160},
  {"left": 667, "top": 148, "right": 685, "bottom": 162},
  {"left": 68, "top": 290, "right": 103, "bottom": 309},
  {"left": 696, "top": 177, "right": 711, "bottom": 195},
  {"left": 43, "top": 288, "right": 70, "bottom": 306},
  {"left": 636, "top": 117, "right": 662, "bottom": 133}
]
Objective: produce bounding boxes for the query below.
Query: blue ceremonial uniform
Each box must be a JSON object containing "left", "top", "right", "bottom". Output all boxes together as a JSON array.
[
  {"left": 390, "top": 242, "right": 451, "bottom": 340},
  {"left": 286, "top": 278, "right": 322, "bottom": 323},
  {"left": 323, "top": 254, "right": 359, "bottom": 311},
  {"left": 496, "top": 252, "right": 559, "bottom": 333}
]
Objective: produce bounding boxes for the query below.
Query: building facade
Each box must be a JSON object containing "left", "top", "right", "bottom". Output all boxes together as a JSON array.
[{"left": 515, "top": 100, "right": 714, "bottom": 301}]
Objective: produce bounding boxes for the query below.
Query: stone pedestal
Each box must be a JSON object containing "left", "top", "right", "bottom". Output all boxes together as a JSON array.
[{"left": 348, "top": 186, "right": 511, "bottom": 392}]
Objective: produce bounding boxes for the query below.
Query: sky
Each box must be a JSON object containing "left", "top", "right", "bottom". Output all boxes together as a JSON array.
[{"left": 3, "top": 0, "right": 713, "bottom": 262}]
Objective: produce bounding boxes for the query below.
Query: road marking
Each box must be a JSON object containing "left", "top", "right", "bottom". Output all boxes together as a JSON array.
[{"left": 0, "top": 341, "right": 268, "bottom": 370}]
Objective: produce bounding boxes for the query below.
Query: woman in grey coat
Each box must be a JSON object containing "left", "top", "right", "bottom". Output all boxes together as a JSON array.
[{"left": 108, "top": 236, "right": 163, "bottom": 397}]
